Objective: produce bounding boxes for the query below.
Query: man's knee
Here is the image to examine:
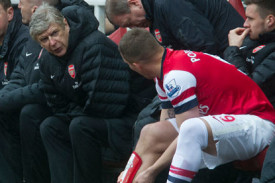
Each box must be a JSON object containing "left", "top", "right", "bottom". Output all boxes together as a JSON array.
[
  {"left": 20, "top": 104, "right": 51, "bottom": 125},
  {"left": 69, "top": 117, "right": 83, "bottom": 138},
  {"left": 20, "top": 105, "right": 40, "bottom": 129},
  {"left": 40, "top": 117, "right": 57, "bottom": 140},
  {"left": 138, "top": 121, "right": 177, "bottom": 152},
  {"left": 20, "top": 104, "right": 33, "bottom": 118},
  {"left": 139, "top": 122, "right": 161, "bottom": 143},
  {"left": 179, "top": 118, "right": 208, "bottom": 149}
]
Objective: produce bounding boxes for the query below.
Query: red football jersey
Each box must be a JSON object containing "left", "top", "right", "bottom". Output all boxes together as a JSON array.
[{"left": 156, "top": 49, "right": 275, "bottom": 123}]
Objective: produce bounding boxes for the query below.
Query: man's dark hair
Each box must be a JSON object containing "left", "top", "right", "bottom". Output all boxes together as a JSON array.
[
  {"left": 0, "top": 0, "right": 11, "bottom": 10},
  {"left": 105, "top": 0, "right": 130, "bottom": 24},
  {"left": 244, "top": 0, "right": 275, "bottom": 18}
]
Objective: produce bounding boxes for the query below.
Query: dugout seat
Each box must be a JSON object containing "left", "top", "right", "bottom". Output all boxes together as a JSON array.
[
  {"left": 108, "top": 27, "right": 127, "bottom": 45},
  {"left": 229, "top": 0, "right": 246, "bottom": 20}
]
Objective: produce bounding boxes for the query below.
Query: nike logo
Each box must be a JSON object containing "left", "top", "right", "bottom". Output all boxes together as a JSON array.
[
  {"left": 50, "top": 75, "right": 55, "bottom": 79},
  {"left": 26, "top": 52, "right": 32, "bottom": 57},
  {"left": 239, "top": 46, "right": 247, "bottom": 50}
]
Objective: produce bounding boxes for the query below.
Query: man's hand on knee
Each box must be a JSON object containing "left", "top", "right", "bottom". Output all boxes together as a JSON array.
[{"left": 133, "top": 166, "right": 157, "bottom": 183}]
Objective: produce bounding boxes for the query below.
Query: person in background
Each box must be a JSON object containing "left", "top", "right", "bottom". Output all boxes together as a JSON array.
[
  {"left": 117, "top": 28, "right": 275, "bottom": 183},
  {"left": 105, "top": 0, "right": 244, "bottom": 57},
  {"left": 0, "top": 0, "right": 29, "bottom": 182},
  {"left": 224, "top": 0, "right": 275, "bottom": 108},
  {"left": 0, "top": 0, "right": 91, "bottom": 182},
  {"left": 223, "top": 0, "right": 275, "bottom": 182},
  {"left": 105, "top": 0, "right": 248, "bottom": 182},
  {"left": 29, "top": 4, "right": 155, "bottom": 183},
  {"left": 0, "top": 0, "right": 28, "bottom": 91}
]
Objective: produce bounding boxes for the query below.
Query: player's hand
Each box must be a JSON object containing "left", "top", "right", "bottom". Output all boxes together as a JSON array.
[
  {"left": 133, "top": 167, "right": 156, "bottom": 183},
  {"left": 228, "top": 27, "right": 250, "bottom": 47},
  {"left": 117, "top": 171, "right": 124, "bottom": 183}
]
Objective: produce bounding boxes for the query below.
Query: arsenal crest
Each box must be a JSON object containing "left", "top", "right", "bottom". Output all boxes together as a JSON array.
[
  {"left": 253, "top": 45, "right": 265, "bottom": 53},
  {"left": 4, "top": 62, "right": 8, "bottom": 76},
  {"left": 154, "top": 29, "right": 162, "bottom": 43},
  {"left": 68, "top": 64, "right": 76, "bottom": 79}
]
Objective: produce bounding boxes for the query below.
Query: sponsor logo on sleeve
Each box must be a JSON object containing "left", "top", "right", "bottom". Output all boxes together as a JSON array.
[{"left": 165, "top": 79, "right": 180, "bottom": 98}]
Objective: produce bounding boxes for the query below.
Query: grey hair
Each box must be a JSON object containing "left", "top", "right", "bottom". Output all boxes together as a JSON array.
[
  {"left": 29, "top": 3, "right": 65, "bottom": 41},
  {"left": 44, "top": 0, "right": 59, "bottom": 6},
  {"left": 28, "top": 0, "right": 58, "bottom": 7}
]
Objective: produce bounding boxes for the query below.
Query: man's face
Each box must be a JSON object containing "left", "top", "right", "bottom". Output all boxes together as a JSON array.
[
  {"left": 0, "top": 4, "right": 13, "bottom": 44},
  {"left": 244, "top": 4, "right": 268, "bottom": 40},
  {"left": 18, "top": 0, "right": 35, "bottom": 25},
  {"left": 112, "top": 5, "right": 151, "bottom": 28},
  {"left": 36, "top": 21, "right": 70, "bottom": 57}
]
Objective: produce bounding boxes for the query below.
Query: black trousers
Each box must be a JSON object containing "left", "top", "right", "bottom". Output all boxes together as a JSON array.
[
  {"left": 40, "top": 115, "right": 109, "bottom": 183},
  {"left": 0, "top": 111, "right": 22, "bottom": 183},
  {"left": 20, "top": 104, "right": 52, "bottom": 183},
  {"left": 260, "top": 137, "right": 275, "bottom": 183}
]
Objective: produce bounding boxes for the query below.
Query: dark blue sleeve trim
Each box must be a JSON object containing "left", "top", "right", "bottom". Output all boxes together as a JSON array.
[
  {"left": 161, "top": 101, "right": 173, "bottom": 109},
  {"left": 174, "top": 98, "right": 198, "bottom": 114}
]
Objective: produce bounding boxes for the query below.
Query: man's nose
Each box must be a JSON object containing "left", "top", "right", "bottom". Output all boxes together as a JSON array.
[
  {"left": 49, "top": 37, "right": 56, "bottom": 46},
  {"left": 243, "top": 19, "right": 249, "bottom": 28}
]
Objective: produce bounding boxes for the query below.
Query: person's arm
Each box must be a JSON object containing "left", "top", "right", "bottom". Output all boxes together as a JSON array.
[
  {"left": 175, "top": 106, "right": 201, "bottom": 128},
  {"left": 223, "top": 28, "right": 251, "bottom": 73},
  {"left": 39, "top": 54, "right": 71, "bottom": 115},
  {"left": 0, "top": 48, "right": 47, "bottom": 112},
  {"left": 80, "top": 40, "right": 130, "bottom": 118},
  {"left": 250, "top": 52, "right": 275, "bottom": 86},
  {"left": 163, "top": 0, "right": 217, "bottom": 54},
  {"left": 0, "top": 49, "right": 26, "bottom": 92},
  {"left": 0, "top": 49, "right": 27, "bottom": 111},
  {"left": 134, "top": 137, "right": 178, "bottom": 183},
  {"left": 0, "top": 82, "right": 46, "bottom": 112},
  {"left": 134, "top": 106, "right": 200, "bottom": 183},
  {"left": 228, "top": 27, "right": 250, "bottom": 48},
  {"left": 160, "top": 108, "right": 175, "bottom": 121}
]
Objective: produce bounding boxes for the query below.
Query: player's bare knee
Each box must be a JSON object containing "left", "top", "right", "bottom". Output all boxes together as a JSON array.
[
  {"left": 140, "top": 122, "right": 163, "bottom": 142},
  {"left": 139, "top": 121, "right": 173, "bottom": 152}
]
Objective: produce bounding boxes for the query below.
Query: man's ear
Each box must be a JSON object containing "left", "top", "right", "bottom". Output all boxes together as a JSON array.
[
  {"left": 63, "top": 18, "right": 70, "bottom": 31},
  {"left": 128, "top": 0, "right": 142, "bottom": 7},
  {"left": 63, "top": 18, "right": 68, "bottom": 25},
  {"left": 7, "top": 7, "right": 14, "bottom": 22},
  {"left": 266, "top": 14, "right": 275, "bottom": 29},
  {"left": 132, "top": 62, "right": 142, "bottom": 69},
  {"left": 31, "top": 5, "right": 38, "bottom": 14}
]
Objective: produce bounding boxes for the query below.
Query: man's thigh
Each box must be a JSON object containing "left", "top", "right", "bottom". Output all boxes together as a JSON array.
[{"left": 201, "top": 114, "right": 275, "bottom": 169}]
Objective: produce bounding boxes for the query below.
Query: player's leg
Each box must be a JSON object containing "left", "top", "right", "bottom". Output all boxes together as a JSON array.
[
  {"left": 119, "top": 120, "right": 178, "bottom": 183},
  {"left": 168, "top": 114, "right": 275, "bottom": 183},
  {"left": 167, "top": 118, "right": 215, "bottom": 183}
]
